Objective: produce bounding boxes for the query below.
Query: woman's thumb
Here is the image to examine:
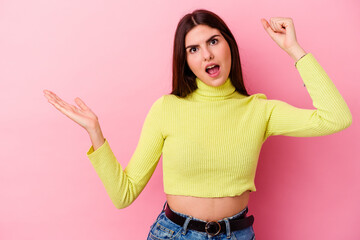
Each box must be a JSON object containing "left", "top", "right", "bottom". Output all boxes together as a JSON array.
[{"left": 75, "top": 97, "right": 88, "bottom": 110}]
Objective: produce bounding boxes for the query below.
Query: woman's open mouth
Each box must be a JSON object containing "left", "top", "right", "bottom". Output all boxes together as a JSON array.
[{"left": 205, "top": 64, "right": 220, "bottom": 78}]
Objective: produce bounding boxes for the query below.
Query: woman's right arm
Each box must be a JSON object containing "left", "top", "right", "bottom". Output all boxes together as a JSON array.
[
  {"left": 85, "top": 96, "right": 164, "bottom": 209},
  {"left": 43, "top": 90, "right": 165, "bottom": 209}
]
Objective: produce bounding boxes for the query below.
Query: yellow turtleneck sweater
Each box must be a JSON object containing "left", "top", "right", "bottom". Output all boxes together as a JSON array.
[{"left": 86, "top": 53, "right": 352, "bottom": 209}]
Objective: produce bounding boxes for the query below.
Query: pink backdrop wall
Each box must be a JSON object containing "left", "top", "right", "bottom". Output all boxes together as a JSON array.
[{"left": 1, "top": 0, "right": 359, "bottom": 239}]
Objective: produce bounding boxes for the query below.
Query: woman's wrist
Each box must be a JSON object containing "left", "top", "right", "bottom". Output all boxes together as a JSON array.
[
  {"left": 287, "top": 44, "right": 307, "bottom": 62},
  {"left": 87, "top": 123, "right": 105, "bottom": 151}
]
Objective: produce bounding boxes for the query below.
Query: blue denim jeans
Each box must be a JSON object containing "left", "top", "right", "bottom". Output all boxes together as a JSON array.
[{"left": 147, "top": 201, "right": 255, "bottom": 240}]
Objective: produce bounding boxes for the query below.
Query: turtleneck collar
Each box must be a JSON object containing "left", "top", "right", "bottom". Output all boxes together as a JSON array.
[{"left": 191, "top": 77, "right": 236, "bottom": 101}]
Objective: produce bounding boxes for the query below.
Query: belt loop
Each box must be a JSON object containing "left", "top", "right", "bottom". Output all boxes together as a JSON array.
[
  {"left": 181, "top": 216, "right": 192, "bottom": 235},
  {"left": 161, "top": 201, "right": 167, "bottom": 212},
  {"left": 223, "top": 217, "right": 231, "bottom": 239},
  {"left": 154, "top": 201, "right": 167, "bottom": 222},
  {"left": 244, "top": 206, "right": 249, "bottom": 215}
]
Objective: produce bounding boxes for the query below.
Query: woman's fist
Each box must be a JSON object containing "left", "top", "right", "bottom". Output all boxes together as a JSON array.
[{"left": 261, "top": 17, "right": 300, "bottom": 54}]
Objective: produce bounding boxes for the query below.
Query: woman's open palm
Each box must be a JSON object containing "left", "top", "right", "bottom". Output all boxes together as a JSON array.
[{"left": 43, "top": 90, "right": 98, "bottom": 131}]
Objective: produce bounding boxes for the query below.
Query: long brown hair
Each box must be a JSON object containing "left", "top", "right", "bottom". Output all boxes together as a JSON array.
[{"left": 171, "top": 9, "right": 250, "bottom": 98}]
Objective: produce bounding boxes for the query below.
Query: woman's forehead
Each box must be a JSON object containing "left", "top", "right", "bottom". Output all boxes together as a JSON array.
[{"left": 185, "top": 25, "right": 221, "bottom": 45}]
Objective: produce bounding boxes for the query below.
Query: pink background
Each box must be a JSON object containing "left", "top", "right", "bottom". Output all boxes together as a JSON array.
[{"left": 1, "top": 0, "right": 359, "bottom": 239}]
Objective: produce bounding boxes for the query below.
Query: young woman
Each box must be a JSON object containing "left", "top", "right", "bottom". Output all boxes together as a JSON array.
[{"left": 43, "top": 9, "right": 352, "bottom": 240}]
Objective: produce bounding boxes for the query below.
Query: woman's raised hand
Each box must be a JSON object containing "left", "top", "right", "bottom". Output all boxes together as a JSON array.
[
  {"left": 43, "top": 89, "right": 99, "bottom": 132},
  {"left": 261, "top": 17, "right": 300, "bottom": 54}
]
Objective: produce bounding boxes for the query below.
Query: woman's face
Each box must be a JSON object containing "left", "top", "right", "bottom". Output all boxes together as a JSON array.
[{"left": 185, "top": 24, "right": 231, "bottom": 87}]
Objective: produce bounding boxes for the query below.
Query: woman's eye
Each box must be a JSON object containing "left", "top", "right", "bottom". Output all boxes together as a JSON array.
[
  {"left": 188, "top": 39, "right": 217, "bottom": 54},
  {"left": 210, "top": 39, "right": 218, "bottom": 45},
  {"left": 189, "top": 47, "right": 197, "bottom": 53}
]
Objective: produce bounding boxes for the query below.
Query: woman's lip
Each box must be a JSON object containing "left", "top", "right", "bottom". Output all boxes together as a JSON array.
[
  {"left": 205, "top": 63, "right": 219, "bottom": 71},
  {"left": 207, "top": 65, "right": 221, "bottom": 78}
]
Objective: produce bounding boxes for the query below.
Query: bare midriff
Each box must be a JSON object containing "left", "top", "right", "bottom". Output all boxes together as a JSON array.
[{"left": 165, "top": 190, "right": 251, "bottom": 222}]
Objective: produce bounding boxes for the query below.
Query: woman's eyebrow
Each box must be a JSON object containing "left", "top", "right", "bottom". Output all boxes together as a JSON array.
[{"left": 185, "top": 34, "right": 220, "bottom": 50}]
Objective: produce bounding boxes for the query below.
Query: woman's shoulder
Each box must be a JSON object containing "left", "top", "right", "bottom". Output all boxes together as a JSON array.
[
  {"left": 252, "top": 93, "right": 267, "bottom": 100},
  {"left": 160, "top": 93, "right": 188, "bottom": 102},
  {"left": 149, "top": 94, "right": 179, "bottom": 108}
]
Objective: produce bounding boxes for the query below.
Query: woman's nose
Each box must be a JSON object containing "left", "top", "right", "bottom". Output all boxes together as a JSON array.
[{"left": 202, "top": 47, "right": 214, "bottom": 61}]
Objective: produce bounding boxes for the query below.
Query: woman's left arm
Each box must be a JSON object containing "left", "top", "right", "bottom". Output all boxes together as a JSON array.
[{"left": 259, "top": 17, "right": 352, "bottom": 141}]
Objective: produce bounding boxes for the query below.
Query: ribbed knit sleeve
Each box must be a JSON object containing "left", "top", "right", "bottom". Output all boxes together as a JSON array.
[
  {"left": 86, "top": 96, "right": 164, "bottom": 209},
  {"left": 260, "top": 53, "right": 352, "bottom": 141}
]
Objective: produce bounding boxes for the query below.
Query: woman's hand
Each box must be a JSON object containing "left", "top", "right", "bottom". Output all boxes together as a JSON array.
[
  {"left": 261, "top": 17, "right": 307, "bottom": 61},
  {"left": 43, "top": 89, "right": 100, "bottom": 132}
]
